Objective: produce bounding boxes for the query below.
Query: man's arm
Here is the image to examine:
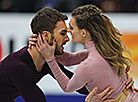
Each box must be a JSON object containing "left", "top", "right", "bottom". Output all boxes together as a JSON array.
[
  {"left": 7, "top": 64, "right": 46, "bottom": 102},
  {"left": 85, "top": 87, "right": 116, "bottom": 102}
]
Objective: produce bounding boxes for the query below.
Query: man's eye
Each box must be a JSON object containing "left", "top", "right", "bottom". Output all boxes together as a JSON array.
[{"left": 60, "top": 33, "right": 66, "bottom": 35}]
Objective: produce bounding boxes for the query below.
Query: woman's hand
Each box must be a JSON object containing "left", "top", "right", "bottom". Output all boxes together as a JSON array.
[
  {"left": 36, "top": 34, "right": 56, "bottom": 60},
  {"left": 28, "top": 34, "right": 38, "bottom": 49}
]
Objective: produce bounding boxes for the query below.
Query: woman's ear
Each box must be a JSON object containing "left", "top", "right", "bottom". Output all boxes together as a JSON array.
[
  {"left": 81, "top": 29, "right": 87, "bottom": 37},
  {"left": 42, "top": 31, "right": 51, "bottom": 43}
]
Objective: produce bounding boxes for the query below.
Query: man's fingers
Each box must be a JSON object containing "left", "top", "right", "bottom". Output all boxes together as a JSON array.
[
  {"left": 98, "top": 86, "right": 111, "bottom": 98},
  {"left": 89, "top": 87, "right": 98, "bottom": 96},
  {"left": 85, "top": 87, "right": 98, "bottom": 102},
  {"left": 104, "top": 99, "right": 116, "bottom": 102},
  {"left": 102, "top": 89, "right": 114, "bottom": 100},
  {"left": 126, "top": 76, "right": 132, "bottom": 85},
  {"left": 132, "top": 85, "right": 134, "bottom": 91},
  {"left": 134, "top": 88, "right": 138, "bottom": 92},
  {"left": 126, "top": 80, "right": 134, "bottom": 89}
]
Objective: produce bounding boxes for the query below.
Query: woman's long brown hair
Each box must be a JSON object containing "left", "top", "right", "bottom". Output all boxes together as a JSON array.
[{"left": 72, "top": 5, "right": 132, "bottom": 76}]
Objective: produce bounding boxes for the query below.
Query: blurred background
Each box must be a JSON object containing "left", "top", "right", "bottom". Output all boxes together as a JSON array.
[{"left": 0, "top": 0, "right": 138, "bottom": 102}]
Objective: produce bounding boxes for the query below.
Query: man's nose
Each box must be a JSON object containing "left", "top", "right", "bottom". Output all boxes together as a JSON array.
[
  {"left": 67, "top": 27, "right": 71, "bottom": 33},
  {"left": 65, "top": 34, "right": 70, "bottom": 42}
]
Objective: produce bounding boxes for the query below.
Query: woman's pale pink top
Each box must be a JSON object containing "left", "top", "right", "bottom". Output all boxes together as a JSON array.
[{"left": 46, "top": 41, "right": 137, "bottom": 100}]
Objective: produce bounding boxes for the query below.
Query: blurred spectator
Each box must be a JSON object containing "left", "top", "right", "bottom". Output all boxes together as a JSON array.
[
  {"left": 99, "top": 0, "right": 120, "bottom": 12},
  {"left": 43, "top": 0, "right": 59, "bottom": 8},
  {"left": 54, "top": 0, "right": 81, "bottom": 12},
  {"left": 12, "top": 0, "right": 43, "bottom": 12},
  {"left": 119, "top": 0, "right": 138, "bottom": 12},
  {"left": 0, "top": 0, "right": 138, "bottom": 12},
  {"left": 0, "top": 0, "right": 43, "bottom": 12},
  {"left": 96, "top": 0, "right": 138, "bottom": 12},
  {"left": 0, "top": 0, "right": 12, "bottom": 12}
]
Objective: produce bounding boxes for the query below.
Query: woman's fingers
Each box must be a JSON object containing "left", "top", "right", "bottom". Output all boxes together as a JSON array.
[
  {"left": 28, "top": 34, "right": 38, "bottom": 49},
  {"left": 30, "top": 33, "right": 37, "bottom": 38}
]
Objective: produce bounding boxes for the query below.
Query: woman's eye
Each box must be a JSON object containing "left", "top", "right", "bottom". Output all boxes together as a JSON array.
[
  {"left": 69, "top": 25, "right": 73, "bottom": 30},
  {"left": 70, "top": 26, "right": 73, "bottom": 30}
]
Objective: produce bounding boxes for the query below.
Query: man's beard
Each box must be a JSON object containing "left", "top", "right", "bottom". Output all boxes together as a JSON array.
[
  {"left": 49, "top": 37, "right": 64, "bottom": 55},
  {"left": 55, "top": 45, "right": 64, "bottom": 55}
]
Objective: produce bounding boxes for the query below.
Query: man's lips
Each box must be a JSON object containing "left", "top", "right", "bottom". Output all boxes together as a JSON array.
[
  {"left": 61, "top": 42, "right": 67, "bottom": 50},
  {"left": 62, "top": 41, "right": 66, "bottom": 45}
]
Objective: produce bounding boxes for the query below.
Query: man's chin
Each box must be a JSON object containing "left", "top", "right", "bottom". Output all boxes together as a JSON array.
[{"left": 55, "top": 49, "right": 64, "bottom": 55}]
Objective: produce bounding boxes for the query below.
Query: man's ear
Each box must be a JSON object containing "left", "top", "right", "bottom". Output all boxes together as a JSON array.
[
  {"left": 81, "top": 29, "right": 87, "bottom": 37},
  {"left": 42, "top": 31, "right": 51, "bottom": 43}
]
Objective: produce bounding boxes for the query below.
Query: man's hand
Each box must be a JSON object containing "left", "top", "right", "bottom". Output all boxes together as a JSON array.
[
  {"left": 85, "top": 87, "right": 116, "bottom": 102},
  {"left": 126, "top": 74, "right": 134, "bottom": 90}
]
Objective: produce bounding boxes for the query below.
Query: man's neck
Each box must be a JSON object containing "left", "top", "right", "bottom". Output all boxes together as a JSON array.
[{"left": 27, "top": 46, "right": 45, "bottom": 72}]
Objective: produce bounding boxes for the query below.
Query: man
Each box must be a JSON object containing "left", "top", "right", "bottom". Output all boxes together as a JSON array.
[{"left": 0, "top": 8, "right": 89, "bottom": 102}]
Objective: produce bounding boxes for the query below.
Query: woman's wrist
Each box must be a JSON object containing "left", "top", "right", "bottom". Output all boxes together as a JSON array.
[
  {"left": 46, "top": 56, "right": 55, "bottom": 62},
  {"left": 45, "top": 55, "right": 54, "bottom": 60}
]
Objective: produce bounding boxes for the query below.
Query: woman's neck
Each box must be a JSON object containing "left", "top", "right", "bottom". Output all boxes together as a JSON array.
[{"left": 82, "top": 33, "right": 92, "bottom": 45}]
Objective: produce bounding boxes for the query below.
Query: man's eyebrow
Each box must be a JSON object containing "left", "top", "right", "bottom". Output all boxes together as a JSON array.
[{"left": 61, "top": 30, "right": 67, "bottom": 33}]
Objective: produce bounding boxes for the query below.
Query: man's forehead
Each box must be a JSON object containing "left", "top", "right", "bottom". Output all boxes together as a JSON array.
[{"left": 55, "top": 21, "right": 67, "bottom": 31}]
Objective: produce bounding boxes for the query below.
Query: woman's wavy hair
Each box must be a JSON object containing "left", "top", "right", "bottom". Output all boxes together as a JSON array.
[{"left": 71, "top": 5, "right": 132, "bottom": 76}]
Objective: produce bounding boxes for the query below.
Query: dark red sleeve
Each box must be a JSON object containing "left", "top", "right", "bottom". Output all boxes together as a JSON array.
[{"left": 7, "top": 63, "right": 46, "bottom": 102}]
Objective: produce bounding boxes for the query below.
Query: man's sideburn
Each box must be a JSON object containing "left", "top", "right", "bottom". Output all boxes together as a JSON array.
[{"left": 49, "top": 36, "right": 64, "bottom": 55}]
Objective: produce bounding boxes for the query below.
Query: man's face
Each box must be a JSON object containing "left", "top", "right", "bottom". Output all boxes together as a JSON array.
[{"left": 52, "top": 20, "right": 69, "bottom": 55}]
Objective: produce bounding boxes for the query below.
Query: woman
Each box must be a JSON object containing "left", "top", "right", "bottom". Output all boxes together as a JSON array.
[{"left": 30, "top": 5, "right": 138, "bottom": 102}]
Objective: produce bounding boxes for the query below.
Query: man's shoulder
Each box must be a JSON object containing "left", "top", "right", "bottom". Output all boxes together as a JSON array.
[{"left": 2, "top": 47, "right": 28, "bottom": 68}]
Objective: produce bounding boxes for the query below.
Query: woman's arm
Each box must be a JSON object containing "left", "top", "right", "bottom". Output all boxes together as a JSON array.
[
  {"left": 46, "top": 57, "right": 90, "bottom": 93},
  {"left": 47, "top": 62, "right": 89, "bottom": 94},
  {"left": 56, "top": 50, "right": 88, "bottom": 66}
]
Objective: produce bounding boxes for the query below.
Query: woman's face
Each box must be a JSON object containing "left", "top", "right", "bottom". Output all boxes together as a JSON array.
[{"left": 68, "top": 16, "right": 84, "bottom": 44}]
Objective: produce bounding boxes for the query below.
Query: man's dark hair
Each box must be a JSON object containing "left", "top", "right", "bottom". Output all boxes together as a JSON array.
[{"left": 31, "top": 8, "right": 68, "bottom": 34}]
